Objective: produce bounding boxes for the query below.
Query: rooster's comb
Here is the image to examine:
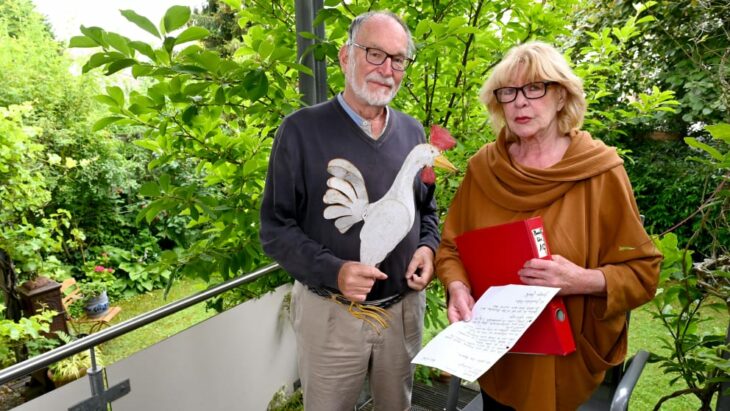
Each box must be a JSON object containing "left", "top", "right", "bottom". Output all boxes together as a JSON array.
[{"left": 429, "top": 125, "right": 457, "bottom": 151}]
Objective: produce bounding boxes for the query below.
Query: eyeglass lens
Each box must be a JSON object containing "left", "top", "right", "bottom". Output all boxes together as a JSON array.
[
  {"left": 358, "top": 44, "right": 410, "bottom": 71},
  {"left": 494, "top": 82, "right": 550, "bottom": 103}
]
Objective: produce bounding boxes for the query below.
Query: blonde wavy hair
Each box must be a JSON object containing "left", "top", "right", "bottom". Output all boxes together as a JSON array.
[{"left": 479, "top": 41, "right": 586, "bottom": 140}]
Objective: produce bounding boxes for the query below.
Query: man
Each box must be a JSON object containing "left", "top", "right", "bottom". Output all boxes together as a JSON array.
[{"left": 259, "top": 11, "right": 440, "bottom": 410}]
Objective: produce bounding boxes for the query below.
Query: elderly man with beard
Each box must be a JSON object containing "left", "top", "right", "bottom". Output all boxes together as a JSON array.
[{"left": 260, "top": 10, "right": 439, "bottom": 411}]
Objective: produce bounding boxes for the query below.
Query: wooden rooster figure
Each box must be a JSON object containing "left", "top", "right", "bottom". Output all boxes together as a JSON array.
[{"left": 323, "top": 125, "right": 457, "bottom": 267}]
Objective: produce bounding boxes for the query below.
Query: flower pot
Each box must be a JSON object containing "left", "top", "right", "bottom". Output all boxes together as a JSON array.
[{"left": 84, "top": 291, "right": 109, "bottom": 318}]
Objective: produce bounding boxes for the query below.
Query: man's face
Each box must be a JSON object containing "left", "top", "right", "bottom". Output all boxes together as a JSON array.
[{"left": 341, "top": 16, "right": 409, "bottom": 108}]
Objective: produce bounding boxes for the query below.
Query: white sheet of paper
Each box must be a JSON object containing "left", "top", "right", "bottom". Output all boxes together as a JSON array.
[{"left": 412, "top": 284, "right": 560, "bottom": 382}]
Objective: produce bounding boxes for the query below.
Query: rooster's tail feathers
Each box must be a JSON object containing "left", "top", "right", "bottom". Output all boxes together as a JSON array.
[
  {"left": 323, "top": 158, "right": 370, "bottom": 234},
  {"left": 327, "top": 159, "right": 368, "bottom": 201}
]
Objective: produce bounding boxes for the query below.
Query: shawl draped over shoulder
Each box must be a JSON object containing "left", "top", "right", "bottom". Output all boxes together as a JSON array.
[{"left": 436, "top": 129, "right": 661, "bottom": 410}]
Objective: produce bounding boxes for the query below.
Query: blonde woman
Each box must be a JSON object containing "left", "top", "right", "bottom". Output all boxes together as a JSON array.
[{"left": 435, "top": 41, "right": 661, "bottom": 410}]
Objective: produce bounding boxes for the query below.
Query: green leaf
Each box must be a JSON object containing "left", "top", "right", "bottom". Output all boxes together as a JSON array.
[
  {"left": 214, "top": 87, "right": 226, "bottom": 104},
  {"left": 139, "top": 182, "right": 161, "bottom": 197},
  {"left": 706, "top": 123, "right": 730, "bottom": 144},
  {"left": 684, "top": 137, "right": 724, "bottom": 161},
  {"left": 92, "top": 116, "right": 125, "bottom": 131},
  {"left": 131, "top": 64, "right": 154, "bottom": 78},
  {"left": 182, "top": 106, "right": 199, "bottom": 125},
  {"left": 163, "top": 37, "right": 176, "bottom": 55},
  {"left": 106, "top": 86, "right": 125, "bottom": 106},
  {"left": 79, "top": 26, "right": 107, "bottom": 47},
  {"left": 162, "top": 6, "right": 191, "bottom": 33},
  {"left": 144, "top": 202, "right": 166, "bottom": 224},
  {"left": 258, "top": 40, "right": 274, "bottom": 60},
  {"left": 415, "top": 20, "right": 431, "bottom": 38},
  {"left": 83, "top": 52, "right": 113, "bottom": 72},
  {"left": 93, "top": 94, "right": 119, "bottom": 107},
  {"left": 171, "top": 64, "right": 207, "bottom": 75},
  {"left": 242, "top": 70, "right": 269, "bottom": 101},
  {"left": 133, "top": 139, "right": 161, "bottom": 152},
  {"left": 68, "top": 36, "right": 98, "bottom": 48},
  {"left": 191, "top": 52, "right": 221, "bottom": 72},
  {"left": 280, "top": 61, "right": 313, "bottom": 76},
  {"left": 221, "top": 0, "right": 242, "bottom": 8},
  {"left": 128, "top": 41, "right": 157, "bottom": 61},
  {"left": 159, "top": 174, "right": 172, "bottom": 192},
  {"left": 105, "top": 58, "right": 137, "bottom": 75},
  {"left": 120, "top": 9, "right": 161, "bottom": 38},
  {"left": 174, "top": 27, "right": 210, "bottom": 45},
  {"left": 182, "top": 82, "right": 211, "bottom": 96},
  {"left": 105, "top": 32, "right": 131, "bottom": 56}
]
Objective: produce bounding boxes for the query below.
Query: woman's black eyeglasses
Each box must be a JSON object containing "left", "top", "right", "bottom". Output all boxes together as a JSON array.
[
  {"left": 350, "top": 42, "right": 413, "bottom": 71},
  {"left": 493, "top": 81, "right": 558, "bottom": 103}
]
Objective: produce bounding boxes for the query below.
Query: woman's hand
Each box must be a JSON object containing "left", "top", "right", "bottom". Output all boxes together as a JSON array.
[
  {"left": 446, "top": 281, "right": 475, "bottom": 323},
  {"left": 518, "top": 254, "right": 607, "bottom": 296}
]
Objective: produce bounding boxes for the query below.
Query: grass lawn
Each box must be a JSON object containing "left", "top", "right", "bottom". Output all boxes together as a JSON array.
[{"left": 92, "top": 277, "right": 215, "bottom": 365}]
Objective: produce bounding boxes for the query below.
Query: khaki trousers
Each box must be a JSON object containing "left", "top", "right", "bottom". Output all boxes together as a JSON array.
[{"left": 290, "top": 281, "right": 426, "bottom": 411}]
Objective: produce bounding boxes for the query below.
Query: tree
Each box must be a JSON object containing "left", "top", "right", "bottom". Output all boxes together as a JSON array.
[{"left": 571, "top": 0, "right": 730, "bottom": 136}]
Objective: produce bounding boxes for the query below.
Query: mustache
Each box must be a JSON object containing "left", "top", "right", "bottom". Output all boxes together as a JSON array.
[{"left": 365, "top": 73, "right": 395, "bottom": 86}]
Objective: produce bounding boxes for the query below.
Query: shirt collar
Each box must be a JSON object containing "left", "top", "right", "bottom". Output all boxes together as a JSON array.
[{"left": 336, "top": 93, "right": 389, "bottom": 138}]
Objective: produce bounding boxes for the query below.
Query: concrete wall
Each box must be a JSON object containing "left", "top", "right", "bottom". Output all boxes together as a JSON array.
[{"left": 16, "top": 284, "right": 299, "bottom": 411}]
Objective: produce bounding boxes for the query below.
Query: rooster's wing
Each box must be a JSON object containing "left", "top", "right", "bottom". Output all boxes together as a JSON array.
[{"left": 359, "top": 199, "right": 412, "bottom": 267}]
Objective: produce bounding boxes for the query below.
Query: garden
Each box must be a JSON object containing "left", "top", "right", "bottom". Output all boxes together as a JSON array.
[{"left": 0, "top": 0, "right": 728, "bottom": 410}]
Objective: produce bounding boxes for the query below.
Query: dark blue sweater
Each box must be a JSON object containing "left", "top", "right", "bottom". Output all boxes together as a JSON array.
[{"left": 259, "top": 98, "right": 440, "bottom": 300}]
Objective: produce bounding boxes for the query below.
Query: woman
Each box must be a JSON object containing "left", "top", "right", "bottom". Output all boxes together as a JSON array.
[{"left": 435, "top": 41, "right": 661, "bottom": 410}]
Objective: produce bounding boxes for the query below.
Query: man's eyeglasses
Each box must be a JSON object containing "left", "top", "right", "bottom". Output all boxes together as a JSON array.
[
  {"left": 350, "top": 42, "right": 413, "bottom": 71},
  {"left": 493, "top": 81, "right": 558, "bottom": 103}
]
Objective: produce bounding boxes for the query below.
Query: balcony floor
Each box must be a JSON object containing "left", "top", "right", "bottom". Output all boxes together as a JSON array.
[{"left": 357, "top": 379, "right": 479, "bottom": 411}]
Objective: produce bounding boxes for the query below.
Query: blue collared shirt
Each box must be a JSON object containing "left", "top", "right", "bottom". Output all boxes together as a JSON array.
[{"left": 336, "top": 93, "right": 389, "bottom": 138}]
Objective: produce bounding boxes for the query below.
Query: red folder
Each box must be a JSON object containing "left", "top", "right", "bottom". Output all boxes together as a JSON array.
[{"left": 455, "top": 217, "right": 576, "bottom": 355}]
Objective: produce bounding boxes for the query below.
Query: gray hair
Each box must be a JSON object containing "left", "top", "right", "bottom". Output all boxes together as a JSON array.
[{"left": 347, "top": 11, "right": 415, "bottom": 58}]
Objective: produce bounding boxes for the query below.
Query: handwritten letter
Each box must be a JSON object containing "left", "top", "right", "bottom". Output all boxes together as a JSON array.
[{"left": 412, "top": 285, "right": 559, "bottom": 382}]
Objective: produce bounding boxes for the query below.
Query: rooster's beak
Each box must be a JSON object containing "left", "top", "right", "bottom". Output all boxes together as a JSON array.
[{"left": 433, "top": 155, "right": 457, "bottom": 172}]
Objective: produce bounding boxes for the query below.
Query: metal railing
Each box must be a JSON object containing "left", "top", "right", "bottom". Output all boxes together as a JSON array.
[{"left": 0, "top": 262, "right": 282, "bottom": 386}]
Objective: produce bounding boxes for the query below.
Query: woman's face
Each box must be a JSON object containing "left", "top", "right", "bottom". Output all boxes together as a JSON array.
[{"left": 500, "top": 75, "right": 565, "bottom": 141}]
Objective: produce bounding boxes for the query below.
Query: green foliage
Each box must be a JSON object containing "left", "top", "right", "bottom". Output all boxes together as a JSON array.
[
  {"left": 623, "top": 137, "right": 721, "bottom": 256},
  {"left": 98, "top": 244, "right": 169, "bottom": 298},
  {"left": 570, "top": 1, "right": 680, "bottom": 144},
  {"left": 0, "top": 0, "right": 155, "bottom": 294},
  {"left": 572, "top": 0, "right": 730, "bottom": 135},
  {"left": 72, "top": 4, "right": 302, "bottom": 301},
  {"left": 47, "top": 333, "right": 105, "bottom": 385},
  {"left": 267, "top": 387, "right": 304, "bottom": 411},
  {"left": 681, "top": 123, "right": 730, "bottom": 258},
  {"left": 0, "top": 303, "right": 57, "bottom": 368},
  {"left": 0, "top": 104, "right": 68, "bottom": 281},
  {"left": 650, "top": 233, "right": 729, "bottom": 410}
]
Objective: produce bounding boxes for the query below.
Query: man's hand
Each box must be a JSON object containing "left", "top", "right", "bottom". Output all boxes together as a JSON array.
[
  {"left": 518, "top": 254, "right": 607, "bottom": 296},
  {"left": 446, "top": 281, "right": 474, "bottom": 323},
  {"left": 405, "top": 246, "right": 435, "bottom": 291},
  {"left": 337, "top": 261, "right": 388, "bottom": 302}
]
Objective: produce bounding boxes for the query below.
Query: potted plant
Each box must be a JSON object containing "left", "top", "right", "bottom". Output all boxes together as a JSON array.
[
  {"left": 47, "top": 334, "right": 105, "bottom": 387},
  {"left": 76, "top": 281, "right": 110, "bottom": 318}
]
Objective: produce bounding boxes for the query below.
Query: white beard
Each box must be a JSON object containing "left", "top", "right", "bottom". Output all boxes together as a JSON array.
[{"left": 347, "top": 55, "right": 400, "bottom": 106}]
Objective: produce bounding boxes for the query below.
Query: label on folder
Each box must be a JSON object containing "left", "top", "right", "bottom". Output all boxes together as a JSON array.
[{"left": 455, "top": 216, "right": 576, "bottom": 355}]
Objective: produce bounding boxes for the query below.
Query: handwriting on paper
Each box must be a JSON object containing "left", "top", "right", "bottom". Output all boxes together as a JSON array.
[{"left": 412, "top": 285, "right": 559, "bottom": 382}]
